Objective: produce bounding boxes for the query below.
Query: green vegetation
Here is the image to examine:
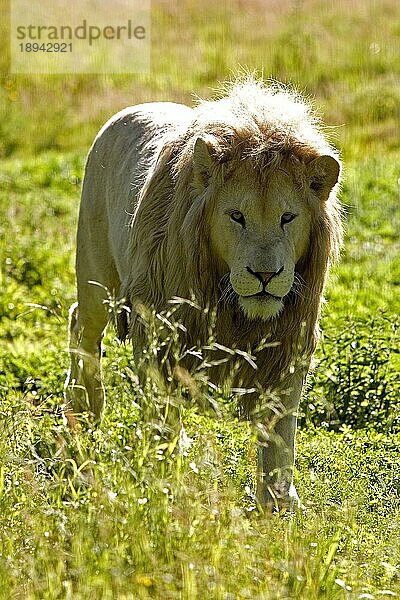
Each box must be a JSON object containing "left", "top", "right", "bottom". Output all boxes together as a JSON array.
[{"left": 1, "top": 0, "right": 399, "bottom": 597}]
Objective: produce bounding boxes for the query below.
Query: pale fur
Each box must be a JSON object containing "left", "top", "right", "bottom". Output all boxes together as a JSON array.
[{"left": 65, "top": 77, "right": 342, "bottom": 508}]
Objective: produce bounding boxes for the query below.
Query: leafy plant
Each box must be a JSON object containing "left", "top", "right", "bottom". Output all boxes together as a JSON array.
[{"left": 303, "top": 314, "right": 399, "bottom": 432}]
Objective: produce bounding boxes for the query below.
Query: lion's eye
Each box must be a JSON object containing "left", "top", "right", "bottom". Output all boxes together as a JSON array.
[
  {"left": 230, "top": 210, "right": 245, "bottom": 227},
  {"left": 281, "top": 212, "right": 297, "bottom": 227}
]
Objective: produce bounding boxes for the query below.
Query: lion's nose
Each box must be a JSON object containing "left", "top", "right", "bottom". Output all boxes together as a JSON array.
[
  {"left": 247, "top": 266, "right": 284, "bottom": 286},
  {"left": 256, "top": 271, "right": 275, "bottom": 285}
]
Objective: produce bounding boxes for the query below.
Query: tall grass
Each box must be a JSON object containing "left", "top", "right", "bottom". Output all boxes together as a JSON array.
[{"left": 1, "top": 339, "right": 400, "bottom": 597}]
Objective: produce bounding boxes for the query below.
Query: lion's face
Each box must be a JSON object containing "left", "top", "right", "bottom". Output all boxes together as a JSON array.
[{"left": 210, "top": 164, "right": 311, "bottom": 320}]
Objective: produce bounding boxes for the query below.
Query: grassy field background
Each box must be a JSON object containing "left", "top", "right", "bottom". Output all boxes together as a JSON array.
[{"left": 1, "top": 0, "right": 399, "bottom": 597}]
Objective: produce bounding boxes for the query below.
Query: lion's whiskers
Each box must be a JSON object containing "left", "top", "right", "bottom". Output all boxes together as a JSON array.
[
  {"left": 218, "top": 273, "right": 237, "bottom": 305},
  {"left": 291, "top": 273, "right": 308, "bottom": 301}
]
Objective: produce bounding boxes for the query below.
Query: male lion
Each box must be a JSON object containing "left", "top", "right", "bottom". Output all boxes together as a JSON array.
[{"left": 65, "top": 77, "right": 342, "bottom": 509}]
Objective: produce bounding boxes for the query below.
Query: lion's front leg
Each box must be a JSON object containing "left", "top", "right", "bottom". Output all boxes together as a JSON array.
[
  {"left": 256, "top": 414, "right": 300, "bottom": 511},
  {"left": 255, "top": 375, "right": 303, "bottom": 512}
]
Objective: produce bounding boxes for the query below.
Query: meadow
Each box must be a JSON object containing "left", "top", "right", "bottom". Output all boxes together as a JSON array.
[{"left": 0, "top": 0, "right": 399, "bottom": 597}]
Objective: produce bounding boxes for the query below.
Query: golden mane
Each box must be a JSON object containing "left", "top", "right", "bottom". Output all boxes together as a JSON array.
[{"left": 124, "top": 77, "right": 343, "bottom": 411}]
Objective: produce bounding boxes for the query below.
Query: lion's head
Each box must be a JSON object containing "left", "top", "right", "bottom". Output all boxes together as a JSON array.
[{"left": 191, "top": 138, "right": 340, "bottom": 321}]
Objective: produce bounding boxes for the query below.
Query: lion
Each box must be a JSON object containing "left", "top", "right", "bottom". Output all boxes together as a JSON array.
[{"left": 65, "top": 77, "right": 342, "bottom": 510}]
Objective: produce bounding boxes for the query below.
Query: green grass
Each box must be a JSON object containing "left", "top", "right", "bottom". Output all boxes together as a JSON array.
[
  {"left": 1, "top": 0, "right": 400, "bottom": 156},
  {"left": 1, "top": 0, "right": 400, "bottom": 597}
]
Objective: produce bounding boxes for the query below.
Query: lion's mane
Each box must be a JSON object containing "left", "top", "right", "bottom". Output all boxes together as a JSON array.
[{"left": 123, "top": 77, "right": 342, "bottom": 407}]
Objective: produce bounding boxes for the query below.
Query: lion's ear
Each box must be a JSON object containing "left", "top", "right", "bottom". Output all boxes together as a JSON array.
[
  {"left": 193, "top": 137, "right": 216, "bottom": 188},
  {"left": 307, "top": 155, "right": 340, "bottom": 201}
]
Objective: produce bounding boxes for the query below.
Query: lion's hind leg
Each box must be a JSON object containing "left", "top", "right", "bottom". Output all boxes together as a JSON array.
[{"left": 64, "top": 300, "right": 107, "bottom": 427}]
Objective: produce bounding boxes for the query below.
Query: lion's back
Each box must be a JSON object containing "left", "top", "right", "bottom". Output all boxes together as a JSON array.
[
  {"left": 79, "top": 102, "right": 194, "bottom": 283},
  {"left": 87, "top": 101, "right": 194, "bottom": 208}
]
